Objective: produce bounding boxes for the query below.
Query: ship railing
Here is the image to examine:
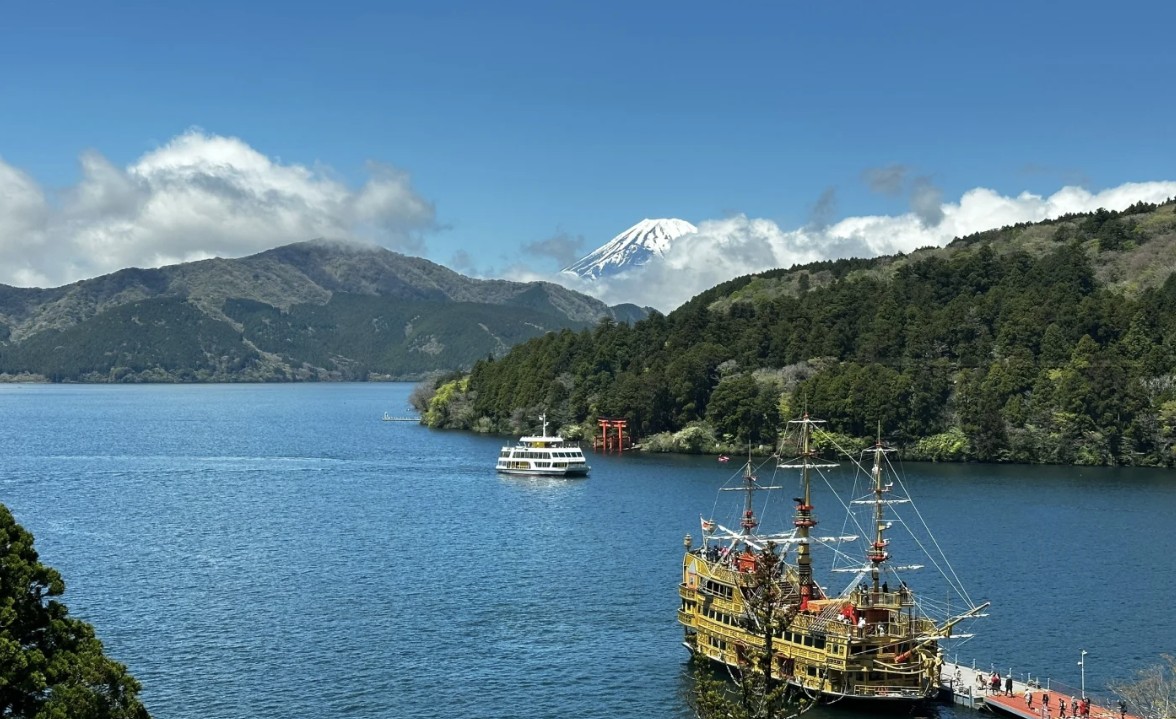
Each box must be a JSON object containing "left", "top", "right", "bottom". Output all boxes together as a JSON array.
[
  {"left": 700, "top": 620, "right": 841, "bottom": 669},
  {"left": 698, "top": 617, "right": 766, "bottom": 647},
  {"left": 850, "top": 683, "right": 926, "bottom": 698},
  {"left": 798, "top": 607, "right": 937, "bottom": 638},
  {"left": 694, "top": 560, "right": 773, "bottom": 587},
  {"left": 699, "top": 563, "right": 741, "bottom": 585},
  {"left": 701, "top": 593, "right": 744, "bottom": 615},
  {"left": 691, "top": 613, "right": 853, "bottom": 672},
  {"left": 851, "top": 589, "right": 915, "bottom": 609},
  {"left": 680, "top": 587, "right": 744, "bottom": 619},
  {"left": 691, "top": 554, "right": 802, "bottom": 592}
]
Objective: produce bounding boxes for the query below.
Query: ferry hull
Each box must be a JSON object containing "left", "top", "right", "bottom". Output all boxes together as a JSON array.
[{"left": 496, "top": 466, "right": 589, "bottom": 478}]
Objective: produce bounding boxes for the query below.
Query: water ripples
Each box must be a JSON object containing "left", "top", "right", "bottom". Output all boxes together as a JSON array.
[{"left": 1, "top": 383, "right": 1174, "bottom": 718}]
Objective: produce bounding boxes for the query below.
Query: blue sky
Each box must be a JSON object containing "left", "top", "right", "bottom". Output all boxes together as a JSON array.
[{"left": 2, "top": 1, "right": 1175, "bottom": 310}]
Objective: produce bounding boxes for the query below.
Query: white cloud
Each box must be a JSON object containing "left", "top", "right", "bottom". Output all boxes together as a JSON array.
[
  {"left": 559, "top": 181, "right": 1176, "bottom": 312},
  {"left": 0, "top": 130, "right": 435, "bottom": 287}
]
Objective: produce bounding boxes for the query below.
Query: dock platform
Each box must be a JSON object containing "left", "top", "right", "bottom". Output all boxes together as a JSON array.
[
  {"left": 940, "top": 661, "right": 1136, "bottom": 719},
  {"left": 984, "top": 691, "right": 1134, "bottom": 719}
]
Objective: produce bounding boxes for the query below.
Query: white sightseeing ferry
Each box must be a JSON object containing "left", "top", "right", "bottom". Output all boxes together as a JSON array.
[{"left": 495, "top": 414, "right": 590, "bottom": 477}]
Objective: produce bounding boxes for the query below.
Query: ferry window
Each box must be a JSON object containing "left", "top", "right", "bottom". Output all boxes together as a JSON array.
[
  {"left": 807, "top": 667, "right": 817, "bottom": 677},
  {"left": 814, "top": 637, "right": 825, "bottom": 649},
  {"left": 802, "top": 636, "right": 812, "bottom": 647}
]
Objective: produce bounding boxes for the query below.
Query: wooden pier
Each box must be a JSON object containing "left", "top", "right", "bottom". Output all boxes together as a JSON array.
[{"left": 940, "top": 661, "right": 1136, "bottom": 719}]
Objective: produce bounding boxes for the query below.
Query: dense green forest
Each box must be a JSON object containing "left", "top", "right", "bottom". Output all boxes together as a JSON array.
[
  {"left": 418, "top": 201, "right": 1176, "bottom": 466},
  {"left": 0, "top": 504, "right": 150, "bottom": 717}
]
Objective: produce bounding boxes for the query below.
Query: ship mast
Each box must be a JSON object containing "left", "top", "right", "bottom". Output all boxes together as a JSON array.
[
  {"left": 721, "top": 459, "right": 772, "bottom": 538},
  {"left": 716, "top": 454, "right": 783, "bottom": 549},
  {"left": 778, "top": 415, "right": 837, "bottom": 609},
  {"left": 866, "top": 427, "right": 895, "bottom": 593}
]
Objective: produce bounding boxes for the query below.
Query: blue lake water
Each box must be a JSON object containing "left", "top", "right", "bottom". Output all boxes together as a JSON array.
[{"left": 0, "top": 382, "right": 1172, "bottom": 718}]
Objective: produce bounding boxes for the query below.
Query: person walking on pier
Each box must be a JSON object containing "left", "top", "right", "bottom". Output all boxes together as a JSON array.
[
  {"left": 1043, "top": 691, "right": 1050, "bottom": 713},
  {"left": 1006, "top": 674, "right": 1014, "bottom": 696},
  {"left": 1059, "top": 697, "right": 1067, "bottom": 718},
  {"left": 1026, "top": 688, "right": 1034, "bottom": 709}
]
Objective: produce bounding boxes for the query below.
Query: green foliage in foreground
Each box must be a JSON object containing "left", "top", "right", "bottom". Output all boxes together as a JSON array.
[
  {"left": 423, "top": 202, "right": 1176, "bottom": 466},
  {"left": 0, "top": 505, "right": 150, "bottom": 718},
  {"left": 688, "top": 545, "right": 813, "bottom": 719}
]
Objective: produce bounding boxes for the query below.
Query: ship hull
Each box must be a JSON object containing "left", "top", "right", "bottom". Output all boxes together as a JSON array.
[
  {"left": 495, "top": 466, "right": 589, "bottom": 478},
  {"left": 684, "top": 648, "right": 937, "bottom": 708},
  {"left": 679, "top": 551, "right": 942, "bottom": 706}
]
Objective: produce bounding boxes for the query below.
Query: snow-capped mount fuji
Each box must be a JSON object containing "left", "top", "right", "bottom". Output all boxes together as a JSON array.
[{"left": 562, "top": 218, "right": 697, "bottom": 280}]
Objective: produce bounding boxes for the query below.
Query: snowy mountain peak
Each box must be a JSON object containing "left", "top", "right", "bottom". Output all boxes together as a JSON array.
[{"left": 562, "top": 218, "right": 697, "bottom": 280}]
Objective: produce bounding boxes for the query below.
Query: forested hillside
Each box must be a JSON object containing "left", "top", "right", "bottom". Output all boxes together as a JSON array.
[{"left": 420, "top": 200, "right": 1176, "bottom": 466}]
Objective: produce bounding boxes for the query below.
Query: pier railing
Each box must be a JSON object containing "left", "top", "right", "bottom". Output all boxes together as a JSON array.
[{"left": 942, "top": 659, "right": 1119, "bottom": 717}]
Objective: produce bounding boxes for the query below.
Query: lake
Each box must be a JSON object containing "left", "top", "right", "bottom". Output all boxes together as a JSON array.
[{"left": 1, "top": 383, "right": 1172, "bottom": 718}]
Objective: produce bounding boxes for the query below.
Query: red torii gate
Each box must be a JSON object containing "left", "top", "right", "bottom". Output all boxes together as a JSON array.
[{"left": 595, "top": 418, "right": 631, "bottom": 453}]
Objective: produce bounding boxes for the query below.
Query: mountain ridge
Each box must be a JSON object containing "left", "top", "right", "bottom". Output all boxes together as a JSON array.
[{"left": 0, "top": 239, "right": 647, "bottom": 382}]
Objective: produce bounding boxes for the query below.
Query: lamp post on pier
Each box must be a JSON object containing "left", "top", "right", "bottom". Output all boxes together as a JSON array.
[{"left": 1079, "top": 649, "right": 1087, "bottom": 698}]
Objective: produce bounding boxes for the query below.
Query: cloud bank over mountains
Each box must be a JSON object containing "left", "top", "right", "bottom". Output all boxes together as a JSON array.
[
  {"left": 565, "top": 181, "right": 1176, "bottom": 312},
  {"left": 1, "top": 131, "right": 1174, "bottom": 317},
  {"left": 0, "top": 130, "right": 435, "bottom": 288}
]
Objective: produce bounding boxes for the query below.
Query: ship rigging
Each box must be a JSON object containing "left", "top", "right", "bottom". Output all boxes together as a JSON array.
[{"left": 679, "top": 415, "right": 988, "bottom": 703}]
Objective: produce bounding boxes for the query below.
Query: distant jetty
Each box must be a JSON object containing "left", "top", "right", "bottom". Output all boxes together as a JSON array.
[{"left": 382, "top": 413, "right": 420, "bottom": 422}]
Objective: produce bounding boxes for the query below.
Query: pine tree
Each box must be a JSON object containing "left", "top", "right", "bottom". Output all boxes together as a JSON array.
[
  {"left": 0, "top": 504, "right": 150, "bottom": 718},
  {"left": 688, "top": 543, "right": 814, "bottom": 719}
]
